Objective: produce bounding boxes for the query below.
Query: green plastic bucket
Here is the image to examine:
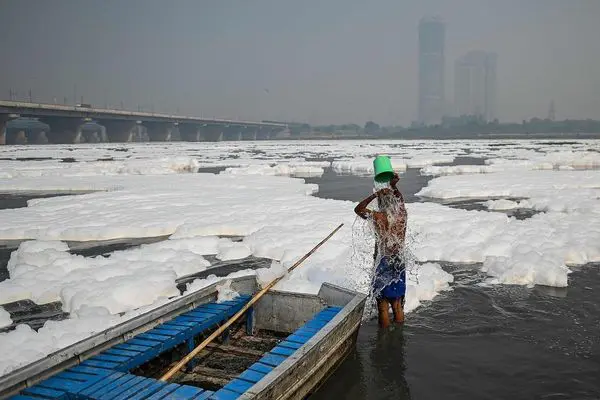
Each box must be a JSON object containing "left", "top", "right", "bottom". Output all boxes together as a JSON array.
[{"left": 373, "top": 155, "right": 394, "bottom": 183}]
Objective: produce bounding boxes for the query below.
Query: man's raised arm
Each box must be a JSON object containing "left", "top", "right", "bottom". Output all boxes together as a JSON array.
[{"left": 354, "top": 192, "right": 378, "bottom": 219}]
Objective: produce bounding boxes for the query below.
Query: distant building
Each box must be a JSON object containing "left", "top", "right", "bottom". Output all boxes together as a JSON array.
[
  {"left": 454, "top": 51, "right": 497, "bottom": 121},
  {"left": 418, "top": 16, "right": 445, "bottom": 125}
]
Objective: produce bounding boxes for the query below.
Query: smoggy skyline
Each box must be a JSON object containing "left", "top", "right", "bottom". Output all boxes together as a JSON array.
[{"left": 1, "top": 0, "right": 599, "bottom": 125}]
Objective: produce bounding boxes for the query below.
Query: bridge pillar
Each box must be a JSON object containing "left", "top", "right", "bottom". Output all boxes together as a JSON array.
[
  {"left": 241, "top": 127, "right": 258, "bottom": 141},
  {"left": 145, "top": 122, "right": 175, "bottom": 142},
  {"left": 81, "top": 124, "right": 105, "bottom": 143},
  {"left": 0, "top": 114, "right": 19, "bottom": 145},
  {"left": 0, "top": 117, "right": 7, "bottom": 145},
  {"left": 178, "top": 124, "right": 203, "bottom": 142},
  {"left": 99, "top": 120, "right": 137, "bottom": 143},
  {"left": 179, "top": 124, "right": 223, "bottom": 142},
  {"left": 201, "top": 125, "right": 223, "bottom": 142},
  {"left": 222, "top": 126, "right": 243, "bottom": 141},
  {"left": 39, "top": 117, "right": 85, "bottom": 144}
]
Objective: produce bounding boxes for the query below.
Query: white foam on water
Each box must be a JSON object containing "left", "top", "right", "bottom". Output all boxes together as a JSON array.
[
  {"left": 0, "top": 139, "right": 599, "bottom": 376},
  {"left": 0, "top": 307, "right": 11, "bottom": 329},
  {"left": 215, "top": 280, "right": 240, "bottom": 303},
  {"left": 485, "top": 199, "right": 521, "bottom": 210}
]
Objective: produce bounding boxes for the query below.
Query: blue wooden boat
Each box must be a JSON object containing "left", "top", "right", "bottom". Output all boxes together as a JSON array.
[{"left": 0, "top": 276, "right": 366, "bottom": 400}]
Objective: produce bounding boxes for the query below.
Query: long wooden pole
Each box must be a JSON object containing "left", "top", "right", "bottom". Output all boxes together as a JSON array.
[{"left": 159, "top": 223, "right": 344, "bottom": 381}]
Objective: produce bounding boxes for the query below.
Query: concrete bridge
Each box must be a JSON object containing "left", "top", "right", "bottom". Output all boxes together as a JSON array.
[{"left": 0, "top": 101, "right": 288, "bottom": 144}]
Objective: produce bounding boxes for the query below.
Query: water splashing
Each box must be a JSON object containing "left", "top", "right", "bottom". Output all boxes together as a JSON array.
[{"left": 350, "top": 181, "right": 421, "bottom": 320}]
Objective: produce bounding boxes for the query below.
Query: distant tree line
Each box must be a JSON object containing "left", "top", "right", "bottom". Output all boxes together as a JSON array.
[{"left": 302, "top": 116, "right": 600, "bottom": 139}]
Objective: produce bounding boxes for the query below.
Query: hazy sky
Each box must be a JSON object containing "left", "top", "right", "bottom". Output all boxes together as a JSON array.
[{"left": 1, "top": 0, "right": 599, "bottom": 125}]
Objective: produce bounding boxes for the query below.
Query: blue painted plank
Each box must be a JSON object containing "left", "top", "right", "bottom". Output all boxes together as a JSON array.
[
  {"left": 115, "top": 343, "right": 153, "bottom": 352},
  {"left": 248, "top": 362, "right": 274, "bottom": 375},
  {"left": 189, "top": 306, "right": 223, "bottom": 315},
  {"left": 126, "top": 338, "right": 162, "bottom": 347},
  {"left": 77, "top": 372, "right": 125, "bottom": 396},
  {"left": 293, "top": 328, "right": 318, "bottom": 337},
  {"left": 237, "top": 369, "right": 266, "bottom": 384},
  {"left": 209, "top": 389, "right": 241, "bottom": 400},
  {"left": 192, "top": 391, "right": 214, "bottom": 400},
  {"left": 85, "top": 373, "right": 137, "bottom": 398},
  {"left": 22, "top": 385, "right": 66, "bottom": 399},
  {"left": 269, "top": 346, "right": 296, "bottom": 357},
  {"left": 169, "top": 317, "right": 199, "bottom": 325},
  {"left": 163, "top": 320, "right": 196, "bottom": 328},
  {"left": 38, "top": 376, "right": 88, "bottom": 392},
  {"left": 54, "top": 371, "right": 90, "bottom": 382},
  {"left": 185, "top": 310, "right": 221, "bottom": 319},
  {"left": 110, "top": 377, "right": 156, "bottom": 400},
  {"left": 137, "top": 332, "right": 175, "bottom": 342},
  {"left": 117, "top": 347, "right": 163, "bottom": 372},
  {"left": 126, "top": 381, "right": 166, "bottom": 400},
  {"left": 69, "top": 365, "right": 114, "bottom": 376},
  {"left": 304, "top": 319, "right": 328, "bottom": 329},
  {"left": 167, "top": 385, "right": 205, "bottom": 399},
  {"left": 80, "top": 359, "right": 121, "bottom": 370},
  {"left": 222, "top": 379, "right": 254, "bottom": 394},
  {"left": 258, "top": 354, "right": 287, "bottom": 368},
  {"left": 144, "top": 383, "right": 180, "bottom": 399},
  {"left": 149, "top": 327, "right": 187, "bottom": 336},
  {"left": 9, "top": 396, "right": 42, "bottom": 400},
  {"left": 277, "top": 340, "right": 303, "bottom": 350},
  {"left": 286, "top": 334, "right": 310, "bottom": 345},
  {"left": 104, "top": 348, "right": 142, "bottom": 358},
  {"left": 97, "top": 375, "right": 148, "bottom": 400},
  {"left": 91, "top": 353, "right": 132, "bottom": 363},
  {"left": 197, "top": 303, "right": 231, "bottom": 311},
  {"left": 176, "top": 316, "right": 214, "bottom": 324}
]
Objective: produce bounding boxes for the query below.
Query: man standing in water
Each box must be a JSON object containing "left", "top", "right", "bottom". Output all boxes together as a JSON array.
[{"left": 354, "top": 173, "right": 407, "bottom": 328}]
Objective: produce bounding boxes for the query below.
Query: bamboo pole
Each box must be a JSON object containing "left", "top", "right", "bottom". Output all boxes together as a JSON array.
[{"left": 159, "top": 223, "right": 344, "bottom": 381}]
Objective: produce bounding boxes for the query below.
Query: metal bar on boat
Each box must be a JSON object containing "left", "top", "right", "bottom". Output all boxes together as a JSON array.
[{"left": 159, "top": 223, "right": 345, "bottom": 382}]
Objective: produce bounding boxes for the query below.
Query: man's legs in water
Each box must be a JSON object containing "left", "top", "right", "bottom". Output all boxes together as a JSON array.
[
  {"left": 377, "top": 299, "right": 391, "bottom": 328},
  {"left": 391, "top": 297, "right": 405, "bottom": 323}
]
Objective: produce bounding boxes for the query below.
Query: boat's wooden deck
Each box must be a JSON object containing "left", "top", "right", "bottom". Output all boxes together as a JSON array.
[
  {"left": 211, "top": 306, "right": 342, "bottom": 399},
  {"left": 9, "top": 295, "right": 251, "bottom": 400},
  {"left": 8, "top": 299, "right": 343, "bottom": 400}
]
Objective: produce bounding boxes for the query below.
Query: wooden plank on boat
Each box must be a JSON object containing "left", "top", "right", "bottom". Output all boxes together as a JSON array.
[
  {"left": 237, "top": 369, "right": 266, "bottom": 384},
  {"left": 100, "top": 375, "right": 149, "bottom": 400},
  {"left": 21, "top": 385, "right": 66, "bottom": 399},
  {"left": 210, "top": 388, "right": 243, "bottom": 400},
  {"left": 82, "top": 373, "right": 137, "bottom": 398},
  {"left": 144, "top": 382, "right": 180, "bottom": 399},
  {"left": 125, "top": 380, "right": 167, "bottom": 400},
  {"left": 161, "top": 385, "right": 206, "bottom": 399},
  {"left": 107, "top": 376, "right": 156, "bottom": 400},
  {"left": 268, "top": 346, "right": 295, "bottom": 357},
  {"left": 205, "top": 343, "right": 264, "bottom": 358},
  {"left": 257, "top": 354, "right": 287, "bottom": 368},
  {"left": 221, "top": 378, "right": 254, "bottom": 394}
]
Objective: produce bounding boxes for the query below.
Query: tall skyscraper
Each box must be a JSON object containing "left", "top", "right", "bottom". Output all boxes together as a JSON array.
[
  {"left": 418, "top": 17, "right": 445, "bottom": 125},
  {"left": 454, "top": 51, "right": 497, "bottom": 121}
]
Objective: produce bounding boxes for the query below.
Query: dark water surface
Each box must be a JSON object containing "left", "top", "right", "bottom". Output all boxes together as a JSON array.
[{"left": 307, "top": 168, "right": 600, "bottom": 400}]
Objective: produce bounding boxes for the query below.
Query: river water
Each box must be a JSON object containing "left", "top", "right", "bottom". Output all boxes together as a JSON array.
[
  {"left": 1, "top": 161, "right": 599, "bottom": 399},
  {"left": 306, "top": 167, "right": 600, "bottom": 400}
]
